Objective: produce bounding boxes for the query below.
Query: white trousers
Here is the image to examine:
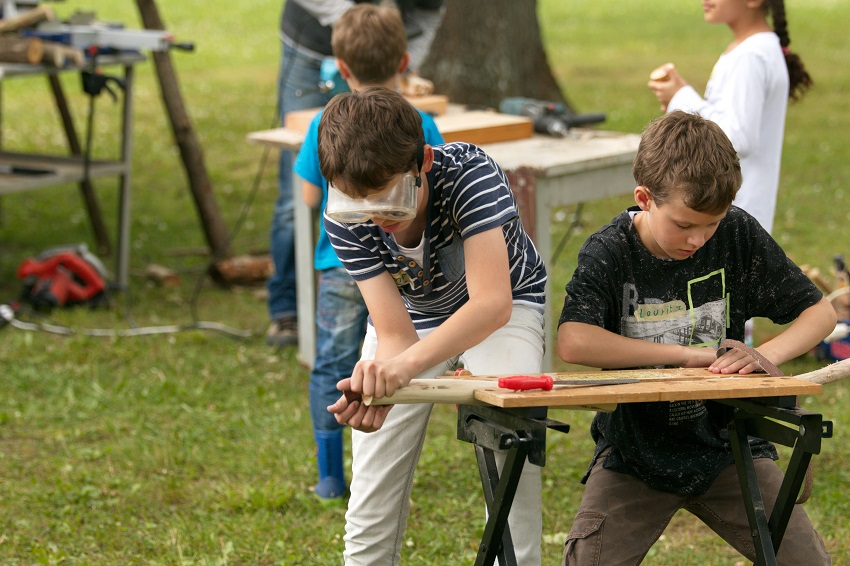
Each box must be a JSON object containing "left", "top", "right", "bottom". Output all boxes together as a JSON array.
[{"left": 343, "top": 304, "right": 546, "bottom": 565}]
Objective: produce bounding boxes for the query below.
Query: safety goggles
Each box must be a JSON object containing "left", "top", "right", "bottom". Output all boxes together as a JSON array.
[{"left": 326, "top": 174, "right": 419, "bottom": 223}]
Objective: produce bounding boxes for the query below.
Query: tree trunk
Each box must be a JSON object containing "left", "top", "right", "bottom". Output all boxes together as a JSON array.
[{"left": 420, "top": 0, "right": 570, "bottom": 111}]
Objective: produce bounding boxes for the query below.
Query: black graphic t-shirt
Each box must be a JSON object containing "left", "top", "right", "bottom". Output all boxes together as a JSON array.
[{"left": 559, "top": 206, "right": 823, "bottom": 495}]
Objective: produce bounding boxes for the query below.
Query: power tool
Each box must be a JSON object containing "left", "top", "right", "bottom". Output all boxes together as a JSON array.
[
  {"left": 499, "top": 97, "right": 606, "bottom": 137},
  {"left": 17, "top": 245, "right": 110, "bottom": 312}
]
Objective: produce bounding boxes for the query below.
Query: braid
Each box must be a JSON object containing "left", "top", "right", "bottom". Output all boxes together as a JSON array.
[{"left": 768, "top": 0, "right": 812, "bottom": 101}]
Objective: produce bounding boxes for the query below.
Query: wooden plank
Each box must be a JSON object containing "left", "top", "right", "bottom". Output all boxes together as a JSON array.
[
  {"left": 408, "top": 93, "right": 449, "bottom": 115},
  {"left": 283, "top": 94, "right": 450, "bottom": 134},
  {"left": 433, "top": 111, "right": 533, "bottom": 145},
  {"left": 255, "top": 109, "right": 534, "bottom": 150},
  {"left": 475, "top": 375, "right": 821, "bottom": 409},
  {"left": 246, "top": 128, "right": 304, "bottom": 151},
  {"left": 283, "top": 107, "right": 322, "bottom": 134}
]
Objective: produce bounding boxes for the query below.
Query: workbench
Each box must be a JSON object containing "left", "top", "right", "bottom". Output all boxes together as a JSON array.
[
  {"left": 247, "top": 125, "right": 641, "bottom": 369},
  {"left": 0, "top": 52, "right": 145, "bottom": 289},
  {"left": 446, "top": 370, "right": 831, "bottom": 566}
]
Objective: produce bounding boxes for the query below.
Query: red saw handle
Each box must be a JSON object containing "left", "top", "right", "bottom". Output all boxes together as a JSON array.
[{"left": 497, "top": 375, "right": 554, "bottom": 391}]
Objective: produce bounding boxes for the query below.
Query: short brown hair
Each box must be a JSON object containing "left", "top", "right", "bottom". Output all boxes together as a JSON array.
[
  {"left": 319, "top": 86, "right": 423, "bottom": 197},
  {"left": 633, "top": 111, "right": 741, "bottom": 215},
  {"left": 332, "top": 4, "right": 407, "bottom": 84}
]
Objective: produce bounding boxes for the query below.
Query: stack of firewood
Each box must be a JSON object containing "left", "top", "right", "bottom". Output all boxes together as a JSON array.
[
  {"left": 0, "top": 5, "right": 84, "bottom": 67},
  {"left": 801, "top": 260, "right": 850, "bottom": 320}
]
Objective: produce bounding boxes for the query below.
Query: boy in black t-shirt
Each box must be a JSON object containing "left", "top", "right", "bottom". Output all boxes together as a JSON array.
[{"left": 557, "top": 111, "right": 835, "bottom": 565}]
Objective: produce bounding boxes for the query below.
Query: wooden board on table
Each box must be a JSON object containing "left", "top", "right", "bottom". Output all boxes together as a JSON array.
[
  {"left": 246, "top": 128, "right": 305, "bottom": 151},
  {"left": 283, "top": 94, "right": 450, "bottom": 134},
  {"left": 473, "top": 372, "right": 822, "bottom": 409},
  {"left": 433, "top": 111, "right": 533, "bottom": 145}
]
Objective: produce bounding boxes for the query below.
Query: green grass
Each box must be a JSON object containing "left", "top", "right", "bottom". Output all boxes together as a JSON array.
[{"left": 1, "top": 0, "right": 849, "bottom": 563}]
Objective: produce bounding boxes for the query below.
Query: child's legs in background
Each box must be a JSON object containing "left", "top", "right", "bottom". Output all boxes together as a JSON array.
[
  {"left": 460, "top": 303, "right": 546, "bottom": 566},
  {"left": 310, "top": 267, "right": 368, "bottom": 430},
  {"left": 310, "top": 267, "right": 368, "bottom": 498}
]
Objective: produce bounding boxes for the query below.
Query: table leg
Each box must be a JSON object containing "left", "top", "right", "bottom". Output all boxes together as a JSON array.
[
  {"left": 116, "top": 64, "right": 135, "bottom": 290},
  {"left": 473, "top": 440, "right": 528, "bottom": 566},
  {"left": 293, "top": 171, "right": 316, "bottom": 368},
  {"left": 458, "top": 404, "right": 569, "bottom": 565},
  {"left": 728, "top": 419, "right": 776, "bottom": 566}
]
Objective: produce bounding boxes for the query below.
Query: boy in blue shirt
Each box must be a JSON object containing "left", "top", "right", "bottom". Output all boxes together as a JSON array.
[
  {"left": 557, "top": 111, "right": 833, "bottom": 564},
  {"left": 293, "top": 3, "right": 443, "bottom": 500}
]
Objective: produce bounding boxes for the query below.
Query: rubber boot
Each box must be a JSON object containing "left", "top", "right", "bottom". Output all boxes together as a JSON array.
[{"left": 314, "top": 428, "right": 347, "bottom": 499}]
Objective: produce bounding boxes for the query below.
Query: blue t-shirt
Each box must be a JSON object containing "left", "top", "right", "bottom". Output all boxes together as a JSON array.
[
  {"left": 325, "top": 142, "right": 547, "bottom": 330},
  {"left": 293, "top": 107, "right": 444, "bottom": 271}
]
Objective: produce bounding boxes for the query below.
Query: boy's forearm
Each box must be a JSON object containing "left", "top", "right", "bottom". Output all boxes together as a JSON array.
[
  {"left": 396, "top": 294, "right": 512, "bottom": 378},
  {"left": 557, "top": 321, "right": 704, "bottom": 369},
  {"left": 757, "top": 297, "right": 837, "bottom": 366},
  {"left": 302, "top": 180, "right": 322, "bottom": 209}
]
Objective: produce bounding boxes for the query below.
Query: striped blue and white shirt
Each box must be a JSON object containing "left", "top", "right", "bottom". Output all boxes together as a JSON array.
[{"left": 324, "top": 142, "right": 547, "bottom": 330}]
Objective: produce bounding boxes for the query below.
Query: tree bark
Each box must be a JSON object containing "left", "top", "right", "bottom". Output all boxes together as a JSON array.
[{"left": 420, "top": 0, "right": 570, "bottom": 111}]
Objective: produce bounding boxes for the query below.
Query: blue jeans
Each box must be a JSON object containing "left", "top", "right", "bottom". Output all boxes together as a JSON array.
[
  {"left": 266, "top": 42, "right": 334, "bottom": 320},
  {"left": 310, "top": 267, "right": 369, "bottom": 432}
]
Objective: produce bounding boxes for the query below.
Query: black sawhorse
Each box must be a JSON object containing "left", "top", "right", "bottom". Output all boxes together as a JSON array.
[
  {"left": 458, "top": 398, "right": 831, "bottom": 566},
  {"left": 457, "top": 404, "right": 569, "bottom": 566},
  {"left": 716, "top": 397, "right": 833, "bottom": 566}
]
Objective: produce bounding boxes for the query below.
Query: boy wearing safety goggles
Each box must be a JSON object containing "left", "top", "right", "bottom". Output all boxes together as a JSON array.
[{"left": 320, "top": 85, "right": 548, "bottom": 565}]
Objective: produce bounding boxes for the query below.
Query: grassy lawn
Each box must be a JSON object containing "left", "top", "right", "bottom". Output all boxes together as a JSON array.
[{"left": 1, "top": 0, "right": 849, "bottom": 564}]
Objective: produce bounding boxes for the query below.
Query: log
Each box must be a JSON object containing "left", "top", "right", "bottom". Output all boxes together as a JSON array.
[
  {"left": 210, "top": 254, "right": 273, "bottom": 286},
  {"left": 0, "top": 5, "right": 54, "bottom": 33},
  {"left": 0, "top": 35, "right": 43, "bottom": 64},
  {"left": 41, "top": 41, "right": 85, "bottom": 68},
  {"left": 800, "top": 265, "right": 832, "bottom": 295},
  {"left": 145, "top": 263, "right": 181, "bottom": 287}
]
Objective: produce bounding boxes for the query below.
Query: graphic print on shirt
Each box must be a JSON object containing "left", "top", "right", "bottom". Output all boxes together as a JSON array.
[
  {"left": 391, "top": 269, "right": 413, "bottom": 288},
  {"left": 621, "top": 268, "right": 728, "bottom": 348},
  {"left": 620, "top": 268, "right": 728, "bottom": 425}
]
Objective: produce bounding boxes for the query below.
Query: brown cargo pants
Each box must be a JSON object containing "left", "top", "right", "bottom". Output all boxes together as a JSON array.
[{"left": 562, "top": 449, "right": 831, "bottom": 565}]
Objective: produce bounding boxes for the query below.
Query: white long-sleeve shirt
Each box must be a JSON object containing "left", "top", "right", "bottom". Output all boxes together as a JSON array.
[{"left": 668, "top": 32, "right": 789, "bottom": 234}]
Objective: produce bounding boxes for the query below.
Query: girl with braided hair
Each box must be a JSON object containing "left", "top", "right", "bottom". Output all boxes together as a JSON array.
[{"left": 647, "top": 0, "right": 811, "bottom": 236}]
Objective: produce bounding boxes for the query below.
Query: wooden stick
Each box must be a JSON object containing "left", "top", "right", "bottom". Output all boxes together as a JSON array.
[
  {"left": 363, "top": 379, "right": 496, "bottom": 406},
  {"left": 793, "top": 358, "right": 850, "bottom": 385},
  {"left": 40, "top": 42, "right": 86, "bottom": 68},
  {"left": 40, "top": 42, "right": 65, "bottom": 68},
  {"left": 0, "top": 5, "right": 54, "bottom": 33}
]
